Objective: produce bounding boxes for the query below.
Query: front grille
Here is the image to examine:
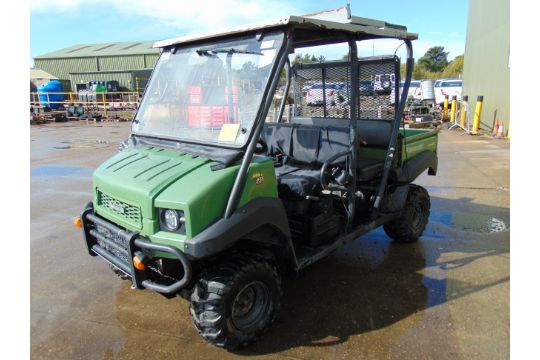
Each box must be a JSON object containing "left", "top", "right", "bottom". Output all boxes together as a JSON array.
[
  {"left": 94, "top": 224, "right": 130, "bottom": 264},
  {"left": 97, "top": 190, "right": 141, "bottom": 228}
]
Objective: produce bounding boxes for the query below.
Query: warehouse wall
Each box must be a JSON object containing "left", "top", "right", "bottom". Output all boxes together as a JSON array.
[
  {"left": 98, "top": 56, "right": 144, "bottom": 71},
  {"left": 34, "top": 54, "right": 159, "bottom": 92},
  {"left": 144, "top": 54, "right": 159, "bottom": 68},
  {"left": 34, "top": 57, "right": 97, "bottom": 80},
  {"left": 462, "top": 0, "right": 510, "bottom": 131}
]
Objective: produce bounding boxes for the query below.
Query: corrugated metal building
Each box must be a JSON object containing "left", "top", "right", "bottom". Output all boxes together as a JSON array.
[
  {"left": 462, "top": 0, "right": 510, "bottom": 132},
  {"left": 33, "top": 41, "right": 160, "bottom": 92},
  {"left": 30, "top": 68, "right": 58, "bottom": 88}
]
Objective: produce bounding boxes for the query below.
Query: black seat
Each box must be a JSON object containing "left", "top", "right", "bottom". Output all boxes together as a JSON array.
[
  {"left": 263, "top": 124, "right": 348, "bottom": 198},
  {"left": 274, "top": 165, "right": 321, "bottom": 199},
  {"left": 262, "top": 123, "right": 386, "bottom": 198}
]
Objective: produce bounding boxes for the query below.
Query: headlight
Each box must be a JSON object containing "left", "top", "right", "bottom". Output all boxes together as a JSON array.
[
  {"left": 159, "top": 209, "right": 185, "bottom": 233},
  {"left": 164, "top": 209, "right": 179, "bottom": 230}
]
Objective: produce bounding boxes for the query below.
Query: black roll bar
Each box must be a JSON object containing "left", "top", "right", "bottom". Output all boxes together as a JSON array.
[
  {"left": 224, "top": 32, "right": 293, "bottom": 219},
  {"left": 346, "top": 37, "right": 359, "bottom": 230},
  {"left": 373, "top": 39, "right": 414, "bottom": 211},
  {"left": 277, "top": 59, "right": 291, "bottom": 123}
]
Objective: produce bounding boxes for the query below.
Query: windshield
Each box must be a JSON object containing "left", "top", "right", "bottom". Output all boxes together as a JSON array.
[
  {"left": 133, "top": 31, "right": 284, "bottom": 147},
  {"left": 442, "top": 81, "right": 462, "bottom": 87},
  {"left": 401, "top": 81, "right": 420, "bottom": 88}
]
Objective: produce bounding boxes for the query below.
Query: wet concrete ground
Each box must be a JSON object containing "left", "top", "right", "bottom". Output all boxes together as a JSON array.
[{"left": 30, "top": 121, "right": 509, "bottom": 359}]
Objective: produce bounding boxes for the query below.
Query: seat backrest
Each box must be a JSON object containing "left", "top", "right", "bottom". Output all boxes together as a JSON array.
[
  {"left": 261, "top": 123, "right": 295, "bottom": 156},
  {"left": 290, "top": 117, "right": 393, "bottom": 148},
  {"left": 262, "top": 123, "right": 350, "bottom": 165}
]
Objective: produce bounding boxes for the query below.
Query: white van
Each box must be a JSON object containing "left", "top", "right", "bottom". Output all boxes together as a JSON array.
[
  {"left": 400, "top": 80, "right": 422, "bottom": 100},
  {"left": 434, "top": 78, "right": 462, "bottom": 105}
]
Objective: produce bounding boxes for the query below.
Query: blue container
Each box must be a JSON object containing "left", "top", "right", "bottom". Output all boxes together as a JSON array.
[{"left": 37, "top": 80, "right": 64, "bottom": 109}]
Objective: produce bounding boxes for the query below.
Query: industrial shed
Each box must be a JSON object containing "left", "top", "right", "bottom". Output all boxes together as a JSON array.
[
  {"left": 33, "top": 41, "right": 161, "bottom": 92},
  {"left": 462, "top": 0, "right": 509, "bottom": 132},
  {"left": 30, "top": 68, "right": 58, "bottom": 88}
]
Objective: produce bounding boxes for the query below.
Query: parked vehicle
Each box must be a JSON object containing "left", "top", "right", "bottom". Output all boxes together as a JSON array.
[
  {"left": 400, "top": 80, "right": 421, "bottom": 99},
  {"left": 434, "top": 78, "right": 462, "bottom": 105},
  {"left": 359, "top": 80, "right": 375, "bottom": 96},
  {"left": 75, "top": 5, "right": 438, "bottom": 351},
  {"left": 302, "top": 80, "right": 317, "bottom": 95},
  {"left": 306, "top": 82, "right": 347, "bottom": 105},
  {"left": 373, "top": 73, "right": 395, "bottom": 95}
]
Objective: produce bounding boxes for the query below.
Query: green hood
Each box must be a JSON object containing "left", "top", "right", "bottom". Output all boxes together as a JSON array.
[
  {"left": 93, "top": 146, "right": 212, "bottom": 231},
  {"left": 92, "top": 145, "right": 278, "bottom": 243}
]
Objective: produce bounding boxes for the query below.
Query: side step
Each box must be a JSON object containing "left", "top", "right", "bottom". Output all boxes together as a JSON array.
[{"left": 295, "top": 212, "right": 398, "bottom": 270}]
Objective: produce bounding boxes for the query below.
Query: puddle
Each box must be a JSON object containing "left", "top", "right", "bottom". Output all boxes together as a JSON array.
[
  {"left": 429, "top": 210, "right": 508, "bottom": 233},
  {"left": 487, "top": 217, "right": 507, "bottom": 233},
  {"left": 430, "top": 210, "right": 453, "bottom": 227},
  {"left": 31, "top": 165, "right": 92, "bottom": 177},
  {"left": 52, "top": 139, "right": 110, "bottom": 150},
  {"left": 422, "top": 267, "right": 447, "bottom": 307},
  {"left": 425, "top": 186, "right": 454, "bottom": 194}
]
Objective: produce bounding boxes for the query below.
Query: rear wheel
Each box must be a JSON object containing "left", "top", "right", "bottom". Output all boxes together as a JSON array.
[
  {"left": 189, "top": 253, "right": 281, "bottom": 350},
  {"left": 383, "top": 184, "right": 430, "bottom": 243}
]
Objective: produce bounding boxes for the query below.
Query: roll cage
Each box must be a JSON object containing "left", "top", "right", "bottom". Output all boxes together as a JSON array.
[{"left": 150, "top": 8, "right": 416, "bottom": 228}]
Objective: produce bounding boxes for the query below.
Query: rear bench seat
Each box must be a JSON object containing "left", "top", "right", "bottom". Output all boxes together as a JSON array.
[{"left": 261, "top": 121, "right": 389, "bottom": 198}]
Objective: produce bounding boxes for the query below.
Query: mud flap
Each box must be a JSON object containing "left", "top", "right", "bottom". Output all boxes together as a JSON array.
[{"left": 380, "top": 184, "right": 409, "bottom": 213}]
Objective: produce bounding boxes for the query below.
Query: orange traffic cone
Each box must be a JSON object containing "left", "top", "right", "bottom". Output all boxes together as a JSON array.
[
  {"left": 492, "top": 119, "right": 499, "bottom": 135},
  {"left": 497, "top": 121, "right": 505, "bottom": 138}
]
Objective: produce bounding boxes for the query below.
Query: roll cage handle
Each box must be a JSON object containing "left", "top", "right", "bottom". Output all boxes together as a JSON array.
[
  {"left": 373, "top": 39, "right": 414, "bottom": 211},
  {"left": 277, "top": 59, "right": 291, "bottom": 123}
]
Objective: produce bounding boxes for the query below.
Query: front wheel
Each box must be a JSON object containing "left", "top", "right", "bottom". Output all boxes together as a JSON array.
[
  {"left": 189, "top": 253, "right": 281, "bottom": 350},
  {"left": 383, "top": 184, "right": 430, "bottom": 243}
]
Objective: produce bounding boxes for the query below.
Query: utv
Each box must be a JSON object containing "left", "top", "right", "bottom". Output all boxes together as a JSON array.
[{"left": 76, "top": 5, "right": 438, "bottom": 350}]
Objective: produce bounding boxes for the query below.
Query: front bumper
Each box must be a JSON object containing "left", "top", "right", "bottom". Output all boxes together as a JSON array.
[{"left": 81, "top": 203, "right": 192, "bottom": 294}]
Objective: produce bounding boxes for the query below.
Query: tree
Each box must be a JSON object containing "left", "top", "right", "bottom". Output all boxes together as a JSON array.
[
  {"left": 441, "top": 55, "right": 464, "bottom": 78},
  {"left": 418, "top": 46, "right": 449, "bottom": 72},
  {"left": 292, "top": 53, "right": 326, "bottom": 65},
  {"left": 412, "top": 65, "right": 426, "bottom": 80}
]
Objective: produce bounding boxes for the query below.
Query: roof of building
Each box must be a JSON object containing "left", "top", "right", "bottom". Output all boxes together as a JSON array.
[
  {"left": 34, "top": 41, "right": 160, "bottom": 59},
  {"left": 155, "top": 5, "right": 417, "bottom": 48},
  {"left": 30, "top": 68, "right": 58, "bottom": 79}
]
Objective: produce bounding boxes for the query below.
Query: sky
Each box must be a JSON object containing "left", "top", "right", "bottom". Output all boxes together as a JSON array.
[{"left": 30, "top": 0, "right": 468, "bottom": 66}]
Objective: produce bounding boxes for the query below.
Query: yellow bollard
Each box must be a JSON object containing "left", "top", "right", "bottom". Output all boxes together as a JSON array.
[
  {"left": 450, "top": 95, "right": 457, "bottom": 123},
  {"left": 443, "top": 95, "right": 449, "bottom": 121},
  {"left": 506, "top": 122, "right": 510, "bottom": 139},
  {"left": 460, "top": 95, "right": 468, "bottom": 128},
  {"left": 471, "top": 96, "right": 484, "bottom": 135}
]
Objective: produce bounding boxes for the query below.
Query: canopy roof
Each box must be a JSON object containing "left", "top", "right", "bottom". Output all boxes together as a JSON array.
[{"left": 154, "top": 5, "right": 417, "bottom": 49}]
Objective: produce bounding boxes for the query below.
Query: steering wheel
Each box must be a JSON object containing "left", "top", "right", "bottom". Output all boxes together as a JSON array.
[
  {"left": 320, "top": 149, "right": 352, "bottom": 191},
  {"left": 255, "top": 138, "right": 268, "bottom": 154}
]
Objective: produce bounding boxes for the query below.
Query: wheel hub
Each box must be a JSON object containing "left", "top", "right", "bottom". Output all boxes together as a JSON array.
[{"left": 232, "top": 281, "right": 270, "bottom": 331}]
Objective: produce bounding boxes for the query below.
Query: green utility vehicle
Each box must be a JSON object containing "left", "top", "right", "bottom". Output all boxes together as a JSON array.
[{"left": 77, "top": 5, "right": 438, "bottom": 350}]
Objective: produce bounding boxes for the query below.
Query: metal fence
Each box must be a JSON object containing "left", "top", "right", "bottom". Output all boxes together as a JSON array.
[
  {"left": 30, "top": 91, "right": 141, "bottom": 120},
  {"left": 290, "top": 56, "right": 400, "bottom": 121}
]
